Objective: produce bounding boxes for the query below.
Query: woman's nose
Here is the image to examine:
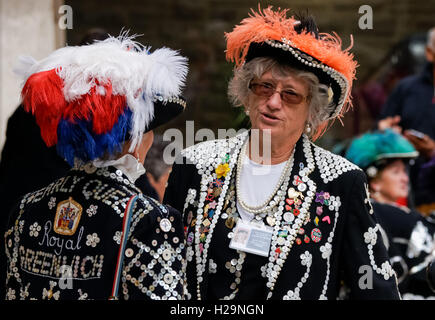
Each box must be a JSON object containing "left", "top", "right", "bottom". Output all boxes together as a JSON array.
[{"left": 267, "top": 91, "right": 283, "bottom": 110}]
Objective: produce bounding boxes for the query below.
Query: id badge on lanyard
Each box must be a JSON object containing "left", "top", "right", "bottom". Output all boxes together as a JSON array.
[{"left": 229, "top": 218, "right": 273, "bottom": 257}]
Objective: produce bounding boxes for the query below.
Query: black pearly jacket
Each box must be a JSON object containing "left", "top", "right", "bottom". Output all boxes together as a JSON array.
[
  {"left": 4, "top": 163, "right": 185, "bottom": 300},
  {"left": 164, "top": 131, "right": 401, "bottom": 300}
]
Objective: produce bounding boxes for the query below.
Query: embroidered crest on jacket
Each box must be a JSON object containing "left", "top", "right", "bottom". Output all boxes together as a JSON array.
[{"left": 53, "top": 197, "right": 83, "bottom": 236}]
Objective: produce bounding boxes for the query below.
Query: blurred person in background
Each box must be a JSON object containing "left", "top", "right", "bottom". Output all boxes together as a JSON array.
[
  {"left": 346, "top": 129, "right": 435, "bottom": 299},
  {"left": 3, "top": 34, "right": 188, "bottom": 299},
  {"left": 140, "top": 134, "right": 172, "bottom": 202},
  {"left": 378, "top": 27, "right": 435, "bottom": 214}
]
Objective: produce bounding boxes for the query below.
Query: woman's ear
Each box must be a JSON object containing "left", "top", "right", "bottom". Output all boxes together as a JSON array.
[
  {"left": 137, "top": 131, "right": 154, "bottom": 163},
  {"left": 143, "top": 131, "right": 154, "bottom": 153}
]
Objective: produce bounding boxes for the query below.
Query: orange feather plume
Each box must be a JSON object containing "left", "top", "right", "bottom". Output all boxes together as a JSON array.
[{"left": 225, "top": 6, "right": 357, "bottom": 84}]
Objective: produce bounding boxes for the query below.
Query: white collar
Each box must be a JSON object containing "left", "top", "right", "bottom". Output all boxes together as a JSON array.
[{"left": 92, "top": 154, "right": 146, "bottom": 183}]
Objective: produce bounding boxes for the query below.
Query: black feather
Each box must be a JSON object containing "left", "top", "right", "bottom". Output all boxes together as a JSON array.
[{"left": 293, "top": 10, "right": 319, "bottom": 39}]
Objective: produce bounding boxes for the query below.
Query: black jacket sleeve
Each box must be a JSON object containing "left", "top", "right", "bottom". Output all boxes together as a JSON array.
[
  {"left": 122, "top": 200, "right": 186, "bottom": 300},
  {"left": 163, "top": 154, "right": 199, "bottom": 215},
  {"left": 340, "top": 171, "right": 401, "bottom": 299}
]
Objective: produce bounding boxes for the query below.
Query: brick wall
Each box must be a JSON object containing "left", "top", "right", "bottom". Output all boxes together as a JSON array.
[{"left": 65, "top": 0, "right": 435, "bottom": 149}]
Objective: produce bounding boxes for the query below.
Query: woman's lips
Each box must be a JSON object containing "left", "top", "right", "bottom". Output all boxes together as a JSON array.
[{"left": 260, "top": 112, "right": 280, "bottom": 124}]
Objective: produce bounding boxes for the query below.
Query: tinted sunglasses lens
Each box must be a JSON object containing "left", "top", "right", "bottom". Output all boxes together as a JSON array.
[
  {"left": 282, "top": 92, "right": 303, "bottom": 104},
  {"left": 250, "top": 83, "right": 273, "bottom": 97},
  {"left": 250, "top": 83, "right": 304, "bottom": 104}
]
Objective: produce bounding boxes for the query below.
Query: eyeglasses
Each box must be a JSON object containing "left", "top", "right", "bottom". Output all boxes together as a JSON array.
[{"left": 248, "top": 81, "right": 308, "bottom": 105}]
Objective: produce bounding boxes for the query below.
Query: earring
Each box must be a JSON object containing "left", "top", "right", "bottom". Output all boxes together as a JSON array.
[
  {"left": 245, "top": 108, "right": 250, "bottom": 116},
  {"left": 305, "top": 123, "right": 312, "bottom": 134}
]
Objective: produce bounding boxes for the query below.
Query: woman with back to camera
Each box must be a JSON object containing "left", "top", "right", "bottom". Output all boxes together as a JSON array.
[
  {"left": 346, "top": 129, "right": 435, "bottom": 299},
  {"left": 4, "top": 35, "right": 188, "bottom": 300},
  {"left": 164, "top": 6, "right": 400, "bottom": 300}
]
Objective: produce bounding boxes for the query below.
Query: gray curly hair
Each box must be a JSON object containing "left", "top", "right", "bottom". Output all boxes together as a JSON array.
[{"left": 228, "top": 57, "right": 335, "bottom": 139}]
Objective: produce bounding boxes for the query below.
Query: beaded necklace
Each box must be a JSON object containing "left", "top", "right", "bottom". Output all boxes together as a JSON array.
[
  {"left": 236, "top": 139, "right": 295, "bottom": 215},
  {"left": 192, "top": 134, "right": 317, "bottom": 300},
  {"left": 262, "top": 137, "right": 316, "bottom": 298},
  {"left": 214, "top": 136, "right": 316, "bottom": 299}
]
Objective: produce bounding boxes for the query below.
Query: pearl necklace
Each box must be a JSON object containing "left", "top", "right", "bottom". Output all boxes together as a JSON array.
[{"left": 236, "top": 139, "right": 295, "bottom": 214}]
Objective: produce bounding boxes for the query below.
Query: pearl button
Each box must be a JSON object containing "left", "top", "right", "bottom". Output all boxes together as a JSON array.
[
  {"left": 125, "top": 248, "right": 134, "bottom": 258},
  {"left": 163, "top": 249, "right": 172, "bottom": 261}
]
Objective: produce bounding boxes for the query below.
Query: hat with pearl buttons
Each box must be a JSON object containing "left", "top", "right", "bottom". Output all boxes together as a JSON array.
[{"left": 225, "top": 5, "right": 357, "bottom": 124}]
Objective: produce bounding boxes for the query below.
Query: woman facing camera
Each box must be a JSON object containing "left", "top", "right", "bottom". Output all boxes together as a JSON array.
[
  {"left": 4, "top": 35, "right": 188, "bottom": 300},
  {"left": 164, "top": 7, "right": 400, "bottom": 300},
  {"left": 346, "top": 129, "right": 435, "bottom": 299}
]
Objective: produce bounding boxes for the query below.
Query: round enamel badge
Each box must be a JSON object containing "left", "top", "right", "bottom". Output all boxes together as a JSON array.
[{"left": 311, "top": 228, "right": 322, "bottom": 243}]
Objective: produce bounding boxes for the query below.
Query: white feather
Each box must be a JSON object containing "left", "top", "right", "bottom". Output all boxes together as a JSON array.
[
  {"left": 15, "top": 33, "right": 189, "bottom": 150},
  {"left": 146, "top": 47, "right": 189, "bottom": 96},
  {"left": 13, "top": 55, "right": 37, "bottom": 81}
]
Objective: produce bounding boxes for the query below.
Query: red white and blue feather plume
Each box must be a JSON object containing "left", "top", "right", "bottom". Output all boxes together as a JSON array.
[{"left": 15, "top": 34, "right": 188, "bottom": 165}]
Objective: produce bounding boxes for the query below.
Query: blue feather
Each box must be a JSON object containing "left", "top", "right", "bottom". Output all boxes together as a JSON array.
[{"left": 57, "top": 108, "right": 132, "bottom": 166}]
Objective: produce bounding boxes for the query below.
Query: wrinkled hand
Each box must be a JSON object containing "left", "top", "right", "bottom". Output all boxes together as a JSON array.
[
  {"left": 404, "top": 130, "right": 435, "bottom": 159},
  {"left": 378, "top": 115, "right": 402, "bottom": 133}
]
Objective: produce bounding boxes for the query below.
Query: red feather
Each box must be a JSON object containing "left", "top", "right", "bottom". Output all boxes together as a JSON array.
[
  {"left": 63, "top": 81, "right": 127, "bottom": 135},
  {"left": 21, "top": 68, "right": 66, "bottom": 146}
]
